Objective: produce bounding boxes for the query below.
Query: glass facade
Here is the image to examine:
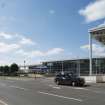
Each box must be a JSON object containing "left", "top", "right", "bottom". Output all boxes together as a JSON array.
[{"left": 43, "top": 58, "right": 105, "bottom": 76}]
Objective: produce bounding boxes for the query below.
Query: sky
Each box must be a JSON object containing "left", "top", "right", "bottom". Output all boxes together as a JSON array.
[{"left": 0, "top": 0, "right": 105, "bottom": 65}]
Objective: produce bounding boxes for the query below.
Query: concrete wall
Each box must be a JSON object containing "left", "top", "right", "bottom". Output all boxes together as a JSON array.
[
  {"left": 81, "top": 75, "right": 105, "bottom": 83},
  {"left": 81, "top": 76, "right": 96, "bottom": 83},
  {"left": 96, "top": 75, "right": 105, "bottom": 83}
]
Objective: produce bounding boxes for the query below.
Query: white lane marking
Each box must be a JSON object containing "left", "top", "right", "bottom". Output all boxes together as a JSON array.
[
  {"left": 73, "top": 87, "right": 89, "bottom": 90},
  {"left": 0, "top": 99, "right": 8, "bottom": 105},
  {"left": 9, "top": 85, "right": 27, "bottom": 91},
  {"left": 38, "top": 91, "right": 83, "bottom": 102},
  {"left": 52, "top": 86, "right": 61, "bottom": 89},
  {"left": 49, "top": 84, "right": 89, "bottom": 91},
  {"left": 49, "top": 85, "right": 61, "bottom": 89}
]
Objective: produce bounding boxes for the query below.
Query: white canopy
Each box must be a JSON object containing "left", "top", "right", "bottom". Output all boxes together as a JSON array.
[{"left": 89, "top": 25, "right": 105, "bottom": 44}]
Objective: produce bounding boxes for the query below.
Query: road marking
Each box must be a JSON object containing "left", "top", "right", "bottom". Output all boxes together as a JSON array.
[
  {"left": 9, "top": 85, "right": 27, "bottom": 91},
  {"left": 49, "top": 85, "right": 61, "bottom": 89},
  {"left": 52, "top": 86, "right": 61, "bottom": 89},
  {"left": 49, "top": 84, "right": 89, "bottom": 90},
  {"left": 0, "top": 99, "right": 8, "bottom": 105},
  {"left": 38, "top": 91, "right": 83, "bottom": 102},
  {"left": 73, "top": 87, "right": 89, "bottom": 90}
]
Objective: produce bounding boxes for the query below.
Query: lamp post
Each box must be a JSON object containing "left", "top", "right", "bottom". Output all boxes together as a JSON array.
[
  {"left": 61, "top": 61, "right": 64, "bottom": 73},
  {"left": 77, "top": 58, "right": 80, "bottom": 77},
  {"left": 89, "top": 33, "right": 92, "bottom": 76},
  {"left": 24, "top": 60, "right": 26, "bottom": 71}
]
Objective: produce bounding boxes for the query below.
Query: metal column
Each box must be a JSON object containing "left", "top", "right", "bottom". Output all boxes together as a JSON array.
[
  {"left": 76, "top": 57, "right": 80, "bottom": 76},
  {"left": 89, "top": 33, "right": 92, "bottom": 76},
  {"left": 78, "top": 59, "right": 80, "bottom": 77},
  {"left": 62, "top": 61, "right": 64, "bottom": 72}
]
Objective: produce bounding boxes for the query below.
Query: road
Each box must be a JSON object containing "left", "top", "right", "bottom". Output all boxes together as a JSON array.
[{"left": 0, "top": 77, "right": 105, "bottom": 105}]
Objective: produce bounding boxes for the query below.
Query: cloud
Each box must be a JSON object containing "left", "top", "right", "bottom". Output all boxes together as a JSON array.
[
  {"left": 0, "top": 42, "right": 20, "bottom": 53},
  {"left": 97, "top": 21, "right": 105, "bottom": 27},
  {"left": 16, "top": 48, "right": 64, "bottom": 58},
  {"left": 0, "top": 32, "right": 36, "bottom": 54},
  {"left": 79, "top": 0, "right": 105, "bottom": 23},
  {"left": 0, "top": 32, "right": 12, "bottom": 39},
  {"left": 49, "top": 9, "right": 55, "bottom": 15},
  {"left": 19, "top": 37, "right": 35, "bottom": 45},
  {"left": 0, "top": 32, "right": 35, "bottom": 45},
  {"left": 46, "top": 48, "right": 64, "bottom": 55},
  {"left": 0, "top": 31, "right": 66, "bottom": 65},
  {"left": 81, "top": 43, "right": 105, "bottom": 56}
]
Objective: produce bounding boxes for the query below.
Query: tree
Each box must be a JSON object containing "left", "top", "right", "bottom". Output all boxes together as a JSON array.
[
  {"left": 0, "top": 66, "right": 4, "bottom": 75},
  {"left": 10, "top": 63, "right": 19, "bottom": 75},
  {"left": 4, "top": 66, "right": 10, "bottom": 75}
]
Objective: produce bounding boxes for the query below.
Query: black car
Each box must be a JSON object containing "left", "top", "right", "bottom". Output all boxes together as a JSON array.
[{"left": 54, "top": 72, "right": 85, "bottom": 86}]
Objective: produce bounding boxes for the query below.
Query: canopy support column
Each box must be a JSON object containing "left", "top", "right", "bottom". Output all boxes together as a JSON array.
[{"left": 89, "top": 33, "right": 92, "bottom": 76}]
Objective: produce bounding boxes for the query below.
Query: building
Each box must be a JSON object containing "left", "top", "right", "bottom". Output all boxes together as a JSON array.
[
  {"left": 28, "top": 64, "right": 48, "bottom": 73},
  {"left": 19, "top": 25, "right": 105, "bottom": 77},
  {"left": 43, "top": 25, "right": 105, "bottom": 76},
  {"left": 89, "top": 24, "right": 105, "bottom": 75},
  {"left": 43, "top": 57, "right": 105, "bottom": 76}
]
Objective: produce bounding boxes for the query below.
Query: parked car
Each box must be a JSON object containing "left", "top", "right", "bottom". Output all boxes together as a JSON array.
[{"left": 54, "top": 72, "right": 85, "bottom": 86}]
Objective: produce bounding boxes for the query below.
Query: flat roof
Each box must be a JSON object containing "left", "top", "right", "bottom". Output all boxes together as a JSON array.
[
  {"left": 89, "top": 25, "right": 105, "bottom": 44},
  {"left": 89, "top": 24, "right": 105, "bottom": 32},
  {"left": 42, "top": 57, "right": 105, "bottom": 63}
]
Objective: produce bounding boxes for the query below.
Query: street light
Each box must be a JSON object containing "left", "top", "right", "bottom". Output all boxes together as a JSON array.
[
  {"left": 24, "top": 60, "right": 26, "bottom": 71},
  {"left": 78, "top": 59, "right": 80, "bottom": 77},
  {"left": 61, "top": 61, "right": 64, "bottom": 73}
]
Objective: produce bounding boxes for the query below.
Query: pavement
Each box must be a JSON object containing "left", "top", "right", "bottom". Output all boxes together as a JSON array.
[{"left": 0, "top": 77, "right": 105, "bottom": 105}]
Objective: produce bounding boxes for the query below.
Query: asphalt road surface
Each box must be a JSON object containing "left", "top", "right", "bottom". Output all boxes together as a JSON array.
[{"left": 0, "top": 77, "right": 105, "bottom": 105}]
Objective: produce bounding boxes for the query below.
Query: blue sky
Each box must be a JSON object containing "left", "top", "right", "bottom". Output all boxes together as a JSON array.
[{"left": 0, "top": 0, "right": 105, "bottom": 65}]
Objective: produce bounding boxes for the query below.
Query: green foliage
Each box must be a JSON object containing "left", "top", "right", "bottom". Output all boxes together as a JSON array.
[
  {"left": 0, "top": 66, "right": 4, "bottom": 73},
  {"left": 4, "top": 65, "right": 10, "bottom": 75},
  {"left": 0, "top": 63, "right": 19, "bottom": 76},
  {"left": 10, "top": 63, "right": 19, "bottom": 75}
]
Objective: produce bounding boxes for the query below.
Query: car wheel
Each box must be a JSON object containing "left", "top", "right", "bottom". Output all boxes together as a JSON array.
[
  {"left": 72, "top": 82, "right": 75, "bottom": 86},
  {"left": 56, "top": 80, "right": 60, "bottom": 85}
]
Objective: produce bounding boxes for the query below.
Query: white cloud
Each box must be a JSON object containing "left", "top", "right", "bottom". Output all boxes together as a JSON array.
[
  {"left": 81, "top": 43, "right": 105, "bottom": 56},
  {"left": 97, "top": 21, "right": 105, "bottom": 27},
  {"left": 46, "top": 48, "right": 64, "bottom": 55},
  {"left": 19, "top": 37, "right": 35, "bottom": 45},
  {"left": 0, "top": 31, "right": 65, "bottom": 65},
  {"left": 0, "top": 42, "right": 20, "bottom": 53},
  {"left": 0, "top": 32, "right": 36, "bottom": 54},
  {"left": 49, "top": 9, "right": 55, "bottom": 15},
  {"left": 16, "top": 49, "right": 43, "bottom": 57},
  {"left": 79, "top": 0, "right": 105, "bottom": 23},
  {"left": 0, "top": 32, "right": 12, "bottom": 39},
  {"left": 16, "top": 48, "right": 64, "bottom": 58},
  {"left": 0, "top": 32, "right": 35, "bottom": 45},
  {"left": 0, "top": 60, "right": 7, "bottom": 65}
]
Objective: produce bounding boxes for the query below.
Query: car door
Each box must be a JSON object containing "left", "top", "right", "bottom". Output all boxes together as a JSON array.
[
  {"left": 66, "top": 74, "right": 72, "bottom": 85},
  {"left": 63, "top": 74, "right": 71, "bottom": 85}
]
